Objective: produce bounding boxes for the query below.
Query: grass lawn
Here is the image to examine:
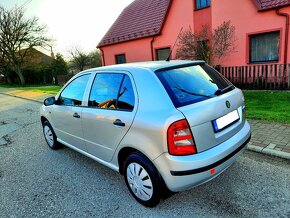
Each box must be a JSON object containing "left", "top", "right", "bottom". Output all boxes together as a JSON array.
[
  {"left": 243, "top": 90, "right": 290, "bottom": 124},
  {"left": 0, "top": 84, "right": 62, "bottom": 94}
]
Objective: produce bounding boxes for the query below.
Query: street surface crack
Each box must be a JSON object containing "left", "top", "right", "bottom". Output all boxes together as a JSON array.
[
  {"left": 0, "top": 121, "right": 8, "bottom": 125},
  {"left": 0, "top": 135, "right": 12, "bottom": 147}
]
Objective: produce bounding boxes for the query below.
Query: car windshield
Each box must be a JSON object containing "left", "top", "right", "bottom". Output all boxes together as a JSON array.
[{"left": 155, "top": 64, "right": 234, "bottom": 107}]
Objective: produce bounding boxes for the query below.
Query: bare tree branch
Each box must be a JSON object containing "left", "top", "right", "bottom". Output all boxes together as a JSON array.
[
  {"left": 212, "top": 21, "right": 237, "bottom": 64},
  {"left": 68, "top": 47, "right": 101, "bottom": 71},
  {"left": 68, "top": 46, "right": 90, "bottom": 71},
  {"left": 175, "top": 21, "right": 237, "bottom": 66},
  {"left": 0, "top": 6, "right": 51, "bottom": 84}
]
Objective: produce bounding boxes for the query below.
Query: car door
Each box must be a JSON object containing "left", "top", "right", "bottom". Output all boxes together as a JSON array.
[
  {"left": 51, "top": 73, "right": 91, "bottom": 151},
  {"left": 82, "top": 72, "right": 137, "bottom": 162}
]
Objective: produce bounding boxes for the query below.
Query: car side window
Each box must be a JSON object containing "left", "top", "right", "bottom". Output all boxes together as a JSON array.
[
  {"left": 88, "top": 73, "right": 135, "bottom": 111},
  {"left": 117, "top": 75, "right": 135, "bottom": 111},
  {"left": 88, "top": 74, "right": 124, "bottom": 109},
  {"left": 59, "top": 74, "right": 90, "bottom": 106}
]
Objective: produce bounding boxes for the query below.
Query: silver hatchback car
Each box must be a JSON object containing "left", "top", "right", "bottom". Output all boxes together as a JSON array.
[{"left": 41, "top": 61, "right": 251, "bottom": 207}]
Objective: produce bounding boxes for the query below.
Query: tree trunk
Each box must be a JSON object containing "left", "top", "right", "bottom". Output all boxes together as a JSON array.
[
  {"left": 2, "top": 70, "right": 13, "bottom": 84},
  {"left": 6, "top": 75, "right": 12, "bottom": 84},
  {"left": 43, "top": 74, "right": 46, "bottom": 84},
  {"left": 15, "top": 66, "right": 25, "bottom": 85}
]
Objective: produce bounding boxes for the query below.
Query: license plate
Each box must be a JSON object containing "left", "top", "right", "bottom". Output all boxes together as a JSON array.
[{"left": 212, "top": 110, "right": 240, "bottom": 132}]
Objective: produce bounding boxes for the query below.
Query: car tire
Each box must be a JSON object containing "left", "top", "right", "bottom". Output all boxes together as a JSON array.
[
  {"left": 42, "top": 120, "right": 60, "bottom": 150},
  {"left": 124, "top": 152, "right": 162, "bottom": 207}
]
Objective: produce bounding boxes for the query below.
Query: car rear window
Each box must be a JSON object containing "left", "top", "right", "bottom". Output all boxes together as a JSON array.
[{"left": 155, "top": 64, "right": 234, "bottom": 108}]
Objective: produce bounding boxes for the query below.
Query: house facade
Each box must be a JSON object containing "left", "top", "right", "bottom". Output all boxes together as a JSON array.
[{"left": 97, "top": 0, "right": 290, "bottom": 69}]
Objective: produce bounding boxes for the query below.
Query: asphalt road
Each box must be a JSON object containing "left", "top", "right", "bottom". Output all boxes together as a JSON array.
[{"left": 0, "top": 94, "right": 290, "bottom": 218}]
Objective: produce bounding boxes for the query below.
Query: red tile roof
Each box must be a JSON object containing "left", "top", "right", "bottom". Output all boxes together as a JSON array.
[
  {"left": 98, "top": 0, "right": 171, "bottom": 47},
  {"left": 253, "top": 0, "right": 290, "bottom": 11}
]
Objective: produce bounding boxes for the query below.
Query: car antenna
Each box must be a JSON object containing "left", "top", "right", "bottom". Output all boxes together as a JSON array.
[{"left": 166, "top": 27, "right": 183, "bottom": 62}]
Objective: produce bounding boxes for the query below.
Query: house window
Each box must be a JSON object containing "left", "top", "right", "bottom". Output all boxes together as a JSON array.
[
  {"left": 196, "top": 0, "right": 210, "bottom": 10},
  {"left": 250, "top": 31, "right": 280, "bottom": 63},
  {"left": 115, "top": 54, "right": 126, "bottom": 64},
  {"left": 156, "top": 48, "right": 170, "bottom": 60}
]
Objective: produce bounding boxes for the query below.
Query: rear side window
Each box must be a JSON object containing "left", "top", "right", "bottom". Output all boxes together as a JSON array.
[
  {"left": 156, "top": 64, "right": 233, "bottom": 107},
  {"left": 89, "top": 73, "right": 135, "bottom": 111},
  {"left": 118, "top": 75, "right": 135, "bottom": 111}
]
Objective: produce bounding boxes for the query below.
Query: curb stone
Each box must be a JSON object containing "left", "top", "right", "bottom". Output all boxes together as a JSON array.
[
  {"left": 247, "top": 144, "right": 290, "bottom": 160},
  {"left": 0, "top": 92, "right": 44, "bottom": 104}
]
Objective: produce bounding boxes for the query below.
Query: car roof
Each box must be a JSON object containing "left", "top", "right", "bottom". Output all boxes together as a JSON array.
[{"left": 81, "top": 60, "right": 205, "bottom": 74}]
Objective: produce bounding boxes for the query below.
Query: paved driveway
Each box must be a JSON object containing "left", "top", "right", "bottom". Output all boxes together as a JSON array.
[{"left": 0, "top": 94, "right": 290, "bottom": 217}]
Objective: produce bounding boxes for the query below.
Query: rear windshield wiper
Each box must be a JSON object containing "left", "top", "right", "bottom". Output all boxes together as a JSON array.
[
  {"left": 175, "top": 87, "right": 212, "bottom": 98},
  {"left": 215, "top": 85, "right": 234, "bottom": 96}
]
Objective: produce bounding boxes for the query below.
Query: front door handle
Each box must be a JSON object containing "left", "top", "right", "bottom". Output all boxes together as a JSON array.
[
  {"left": 73, "top": 112, "right": 80, "bottom": 118},
  {"left": 113, "top": 119, "right": 125, "bottom": 127}
]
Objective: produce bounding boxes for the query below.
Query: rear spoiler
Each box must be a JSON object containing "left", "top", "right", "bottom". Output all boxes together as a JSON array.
[{"left": 154, "top": 61, "right": 205, "bottom": 73}]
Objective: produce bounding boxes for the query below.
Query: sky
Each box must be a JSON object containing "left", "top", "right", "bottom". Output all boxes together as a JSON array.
[{"left": 1, "top": 0, "right": 134, "bottom": 58}]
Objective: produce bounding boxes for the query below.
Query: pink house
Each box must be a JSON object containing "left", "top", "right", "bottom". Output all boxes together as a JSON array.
[{"left": 98, "top": 0, "right": 290, "bottom": 70}]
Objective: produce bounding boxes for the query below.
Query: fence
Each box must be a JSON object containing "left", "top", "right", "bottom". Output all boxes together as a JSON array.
[{"left": 219, "top": 64, "right": 290, "bottom": 90}]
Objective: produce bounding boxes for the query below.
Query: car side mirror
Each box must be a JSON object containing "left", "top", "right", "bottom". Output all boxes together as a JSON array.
[{"left": 44, "top": 97, "right": 56, "bottom": 106}]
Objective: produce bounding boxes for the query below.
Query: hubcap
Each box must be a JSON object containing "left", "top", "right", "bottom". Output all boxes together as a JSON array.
[
  {"left": 127, "top": 163, "right": 153, "bottom": 201},
  {"left": 44, "top": 126, "right": 54, "bottom": 147}
]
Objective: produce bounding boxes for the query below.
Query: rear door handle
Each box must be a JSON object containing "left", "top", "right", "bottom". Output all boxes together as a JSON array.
[
  {"left": 73, "top": 112, "right": 80, "bottom": 118},
  {"left": 113, "top": 119, "right": 125, "bottom": 127}
]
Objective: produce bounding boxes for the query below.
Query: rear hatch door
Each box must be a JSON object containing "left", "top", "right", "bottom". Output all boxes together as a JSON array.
[
  {"left": 155, "top": 63, "right": 245, "bottom": 153},
  {"left": 177, "top": 88, "right": 245, "bottom": 152}
]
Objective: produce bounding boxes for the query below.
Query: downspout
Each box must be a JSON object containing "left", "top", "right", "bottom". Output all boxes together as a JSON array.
[
  {"left": 99, "top": 48, "right": 106, "bottom": 66},
  {"left": 150, "top": 36, "right": 155, "bottom": 61},
  {"left": 276, "top": 9, "right": 290, "bottom": 88},
  {"left": 276, "top": 9, "right": 289, "bottom": 64}
]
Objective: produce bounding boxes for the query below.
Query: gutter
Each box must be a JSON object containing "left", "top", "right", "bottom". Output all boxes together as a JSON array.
[
  {"left": 276, "top": 8, "right": 289, "bottom": 65},
  {"left": 276, "top": 8, "right": 290, "bottom": 88},
  {"left": 99, "top": 48, "right": 106, "bottom": 66},
  {"left": 150, "top": 36, "right": 155, "bottom": 61}
]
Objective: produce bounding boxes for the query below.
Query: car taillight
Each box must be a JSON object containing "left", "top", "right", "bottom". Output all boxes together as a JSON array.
[{"left": 167, "top": 119, "right": 197, "bottom": 156}]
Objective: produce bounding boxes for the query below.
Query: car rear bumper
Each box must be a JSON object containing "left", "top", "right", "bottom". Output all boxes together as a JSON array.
[{"left": 153, "top": 121, "right": 251, "bottom": 192}]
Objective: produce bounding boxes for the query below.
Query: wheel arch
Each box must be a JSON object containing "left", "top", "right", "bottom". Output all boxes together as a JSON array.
[
  {"left": 118, "top": 147, "right": 139, "bottom": 175},
  {"left": 117, "top": 146, "right": 166, "bottom": 183},
  {"left": 118, "top": 147, "right": 160, "bottom": 175},
  {"left": 40, "top": 116, "right": 48, "bottom": 125}
]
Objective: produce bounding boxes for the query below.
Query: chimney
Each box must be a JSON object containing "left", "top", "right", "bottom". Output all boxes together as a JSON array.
[{"left": 51, "top": 51, "right": 55, "bottom": 59}]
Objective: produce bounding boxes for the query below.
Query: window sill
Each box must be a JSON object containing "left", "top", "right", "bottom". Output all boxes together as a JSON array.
[{"left": 247, "top": 60, "right": 279, "bottom": 65}]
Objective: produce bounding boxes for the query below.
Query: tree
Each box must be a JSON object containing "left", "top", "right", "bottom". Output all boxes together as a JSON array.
[
  {"left": 88, "top": 50, "right": 102, "bottom": 68},
  {"left": 68, "top": 46, "right": 90, "bottom": 71},
  {"left": 51, "top": 53, "right": 68, "bottom": 76},
  {"left": 212, "top": 21, "right": 237, "bottom": 64},
  {"left": 175, "top": 21, "right": 237, "bottom": 66},
  {"left": 68, "top": 47, "right": 102, "bottom": 72},
  {"left": 0, "top": 51, "right": 10, "bottom": 83},
  {"left": 174, "top": 27, "right": 196, "bottom": 60},
  {"left": 0, "top": 6, "right": 51, "bottom": 85},
  {"left": 50, "top": 53, "right": 68, "bottom": 84}
]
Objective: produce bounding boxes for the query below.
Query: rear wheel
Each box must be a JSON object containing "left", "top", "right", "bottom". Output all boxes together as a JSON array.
[
  {"left": 124, "top": 152, "right": 162, "bottom": 207},
  {"left": 42, "top": 121, "right": 61, "bottom": 150}
]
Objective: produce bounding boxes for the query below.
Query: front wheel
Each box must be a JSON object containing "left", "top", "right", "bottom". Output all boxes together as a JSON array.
[
  {"left": 124, "top": 152, "right": 162, "bottom": 207},
  {"left": 42, "top": 120, "right": 61, "bottom": 150}
]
